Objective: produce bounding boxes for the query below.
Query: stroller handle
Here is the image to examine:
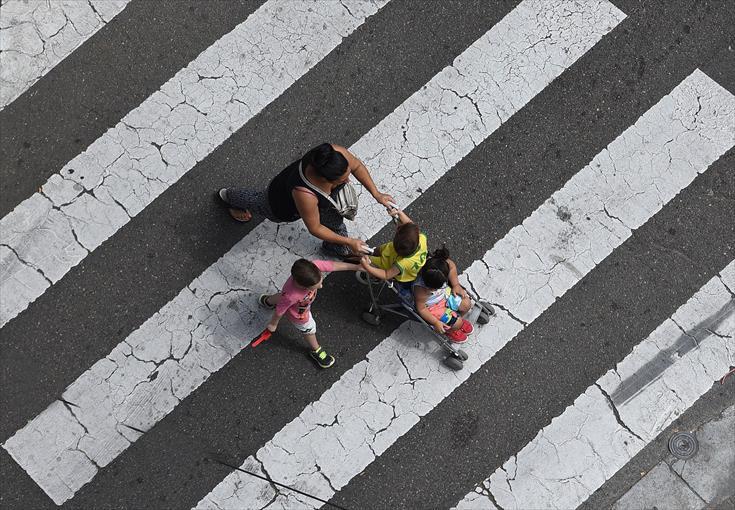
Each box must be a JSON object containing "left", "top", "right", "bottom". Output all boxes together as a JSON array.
[{"left": 386, "top": 202, "right": 401, "bottom": 224}]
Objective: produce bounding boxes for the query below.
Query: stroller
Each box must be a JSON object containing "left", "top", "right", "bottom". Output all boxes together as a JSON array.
[{"left": 355, "top": 269, "right": 495, "bottom": 371}]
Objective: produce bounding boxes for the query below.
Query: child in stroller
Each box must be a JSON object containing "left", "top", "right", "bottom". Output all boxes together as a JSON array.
[
  {"left": 412, "top": 245, "right": 478, "bottom": 343},
  {"left": 361, "top": 205, "right": 427, "bottom": 292},
  {"left": 357, "top": 207, "right": 493, "bottom": 369}
]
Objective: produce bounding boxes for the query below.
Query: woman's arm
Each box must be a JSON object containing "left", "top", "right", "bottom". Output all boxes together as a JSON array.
[
  {"left": 334, "top": 144, "right": 394, "bottom": 207},
  {"left": 291, "top": 189, "right": 357, "bottom": 245},
  {"left": 293, "top": 189, "right": 342, "bottom": 242},
  {"left": 293, "top": 188, "right": 366, "bottom": 254}
]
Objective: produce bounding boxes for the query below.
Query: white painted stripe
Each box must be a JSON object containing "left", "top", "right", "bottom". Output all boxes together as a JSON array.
[
  {"left": 0, "top": 0, "right": 388, "bottom": 328},
  {"left": 194, "top": 69, "right": 734, "bottom": 510},
  {"left": 0, "top": 0, "right": 130, "bottom": 110},
  {"left": 1, "top": 0, "right": 625, "bottom": 504},
  {"left": 454, "top": 261, "right": 735, "bottom": 510}
]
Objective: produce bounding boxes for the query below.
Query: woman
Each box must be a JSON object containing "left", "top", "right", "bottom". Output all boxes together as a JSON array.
[{"left": 219, "top": 143, "right": 394, "bottom": 257}]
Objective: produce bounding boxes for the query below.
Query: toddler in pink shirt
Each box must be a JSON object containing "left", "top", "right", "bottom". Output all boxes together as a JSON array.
[{"left": 259, "top": 258, "right": 360, "bottom": 368}]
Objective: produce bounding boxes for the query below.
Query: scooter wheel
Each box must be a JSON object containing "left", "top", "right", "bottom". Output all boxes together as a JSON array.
[
  {"left": 455, "top": 349, "right": 469, "bottom": 361},
  {"left": 362, "top": 311, "right": 380, "bottom": 326},
  {"left": 355, "top": 271, "right": 370, "bottom": 285},
  {"left": 443, "top": 356, "right": 464, "bottom": 371}
]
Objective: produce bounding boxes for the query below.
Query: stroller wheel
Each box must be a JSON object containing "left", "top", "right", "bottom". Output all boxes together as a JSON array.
[
  {"left": 362, "top": 311, "right": 381, "bottom": 326},
  {"left": 477, "top": 301, "right": 495, "bottom": 325},
  {"left": 480, "top": 301, "right": 495, "bottom": 315},
  {"left": 443, "top": 355, "right": 464, "bottom": 371},
  {"left": 355, "top": 271, "right": 370, "bottom": 285},
  {"left": 455, "top": 349, "right": 469, "bottom": 361}
]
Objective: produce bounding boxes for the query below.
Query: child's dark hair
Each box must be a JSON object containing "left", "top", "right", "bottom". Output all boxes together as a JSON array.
[
  {"left": 291, "top": 259, "right": 322, "bottom": 287},
  {"left": 420, "top": 245, "right": 451, "bottom": 289},
  {"left": 303, "top": 143, "right": 348, "bottom": 181},
  {"left": 393, "top": 222, "right": 420, "bottom": 257}
]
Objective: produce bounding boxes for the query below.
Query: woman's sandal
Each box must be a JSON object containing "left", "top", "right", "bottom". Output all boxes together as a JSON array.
[
  {"left": 229, "top": 209, "right": 252, "bottom": 222},
  {"left": 217, "top": 188, "right": 252, "bottom": 222}
]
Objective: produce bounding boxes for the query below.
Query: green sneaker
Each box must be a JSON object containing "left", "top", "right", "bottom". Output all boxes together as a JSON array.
[{"left": 310, "top": 347, "right": 335, "bottom": 369}]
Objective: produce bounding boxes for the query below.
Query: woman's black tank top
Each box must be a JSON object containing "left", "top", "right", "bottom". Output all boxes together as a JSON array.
[{"left": 267, "top": 158, "right": 336, "bottom": 222}]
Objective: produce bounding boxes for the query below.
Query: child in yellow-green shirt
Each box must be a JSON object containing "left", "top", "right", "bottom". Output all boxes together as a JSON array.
[{"left": 359, "top": 206, "right": 427, "bottom": 288}]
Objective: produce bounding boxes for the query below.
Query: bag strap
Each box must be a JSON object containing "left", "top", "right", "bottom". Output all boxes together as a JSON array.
[{"left": 298, "top": 161, "right": 341, "bottom": 210}]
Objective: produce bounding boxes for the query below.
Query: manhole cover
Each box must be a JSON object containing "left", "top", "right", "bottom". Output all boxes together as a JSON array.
[{"left": 669, "top": 432, "right": 698, "bottom": 460}]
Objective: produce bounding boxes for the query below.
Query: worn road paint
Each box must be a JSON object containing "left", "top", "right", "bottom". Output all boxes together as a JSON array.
[
  {"left": 195, "top": 69, "right": 734, "bottom": 509},
  {"left": 455, "top": 261, "right": 735, "bottom": 510},
  {"left": 0, "top": 0, "right": 130, "bottom": 109},
  {"left": 1, "top": 0, "right": 625, "bottom": 505},
  {"left": 0, "top": 0, "right": 388, "bottom": 328}
]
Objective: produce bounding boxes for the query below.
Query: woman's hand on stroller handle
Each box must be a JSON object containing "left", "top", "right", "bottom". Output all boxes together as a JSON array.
[
  {"left": 374, "top": 193, "right": 395, "bottom": 208},
  {"left": 347, "top": 238, "right": 371, "bottom": 255}
]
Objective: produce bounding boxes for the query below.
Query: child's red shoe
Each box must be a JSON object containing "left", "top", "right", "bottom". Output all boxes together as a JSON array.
[
  {"left": 460, "top": 320, "right": 474, "bottom": 335},
  {"left": 446, "top": 328, "right": 468, "bottom": 343}
]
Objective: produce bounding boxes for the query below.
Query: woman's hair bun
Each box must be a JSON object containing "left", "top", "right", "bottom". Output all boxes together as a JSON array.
[{"left": 304, "top": 143, "right": 348, "bottom": 181}]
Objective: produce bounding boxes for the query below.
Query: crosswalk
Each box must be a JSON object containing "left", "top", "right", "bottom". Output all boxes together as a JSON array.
[
  {"left": 195, "top": 68, "right": 734, "bottom": 510},
  {"left": 1, "top": 1, "right": 733, "bottom": 508}
]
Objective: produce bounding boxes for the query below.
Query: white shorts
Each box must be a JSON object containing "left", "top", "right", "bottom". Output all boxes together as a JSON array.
[{"left": 290, "top": 314, "right": 316, "bottom": 335}]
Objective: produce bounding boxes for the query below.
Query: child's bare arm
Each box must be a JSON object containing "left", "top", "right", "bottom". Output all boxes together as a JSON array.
[
  {"left": 381, "top": 265, "right": 402, "bottom": 280},
  {"left": 330, "top": 261, "right": 362, "bottom": 272},
  {"left": 360, "top": 256, "right": 400, "bottom": 280},
  {"left": 388, "top": 206, "right": 412, "bottom": 225},
  {"left": 396, "top": 209, "right": 412, "bottom": 225},
  {"left": 446, "top": 259, "right": 468, "bottom": 297}
]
